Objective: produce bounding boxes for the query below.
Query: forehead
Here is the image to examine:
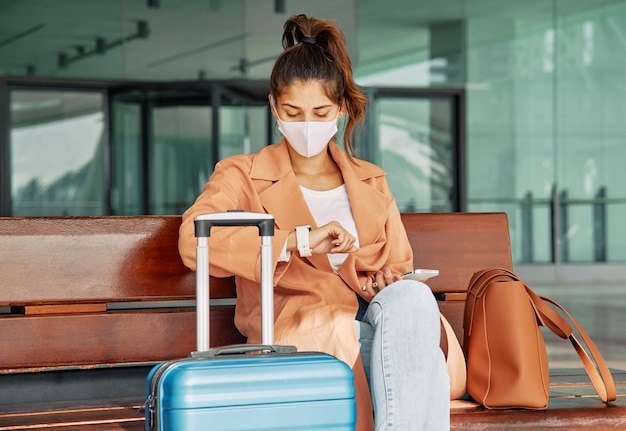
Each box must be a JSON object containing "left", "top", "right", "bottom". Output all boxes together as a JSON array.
[{"left": 276, "top": 80, "right": 335, "bottom": 108}]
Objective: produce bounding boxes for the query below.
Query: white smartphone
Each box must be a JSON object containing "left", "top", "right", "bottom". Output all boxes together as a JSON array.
[{"left": 403, "top": 269, "right": 439, "bottom": 281}]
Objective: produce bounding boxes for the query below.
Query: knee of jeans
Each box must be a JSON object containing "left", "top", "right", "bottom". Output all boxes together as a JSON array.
[{"left": 372, "top": 279, "right": 438, "bottom": 318}]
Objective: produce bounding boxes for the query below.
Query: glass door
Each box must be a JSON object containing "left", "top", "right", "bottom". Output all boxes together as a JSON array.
[{"left": 110, "top": 82, "right": 270, "bottom": 215}]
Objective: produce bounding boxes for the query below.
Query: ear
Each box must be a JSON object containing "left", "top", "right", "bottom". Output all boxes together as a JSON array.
[
  {"left": 338, "top": 100, "right": 347, "bottom": 118},
  {"left": 268, "top": 94, "right": 278, "bottom": 118}
]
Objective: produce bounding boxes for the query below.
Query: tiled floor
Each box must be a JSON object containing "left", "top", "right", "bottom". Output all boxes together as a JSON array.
[{"left": 533, "top": 283, "right": 626, "bottom": 370}]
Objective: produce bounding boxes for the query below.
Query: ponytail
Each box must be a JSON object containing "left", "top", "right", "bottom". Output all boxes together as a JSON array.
[{"left": 270, "top": 14, "right": 368, "bottom": 157}]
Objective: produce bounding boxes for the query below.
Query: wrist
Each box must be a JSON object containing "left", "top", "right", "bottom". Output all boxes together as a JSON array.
[{"left": 286, "top": 230, "right": 297, "bottom": 252}]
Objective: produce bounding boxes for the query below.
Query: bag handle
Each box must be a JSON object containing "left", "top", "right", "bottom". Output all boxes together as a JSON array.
[
  {"left": 467, "top": 267, "right": 616, "bottom": 403},
  {"left": 464, "top": 268, "right": 516, "bottom": 341}
]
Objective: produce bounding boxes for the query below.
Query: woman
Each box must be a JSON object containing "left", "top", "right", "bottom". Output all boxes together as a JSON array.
[{"left": 179, "top": 14, "right": 449, "bottom": 431}]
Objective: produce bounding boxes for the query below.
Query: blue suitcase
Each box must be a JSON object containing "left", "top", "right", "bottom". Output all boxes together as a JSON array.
[{"left": 145, "top": 211, "right": 356, "bottom": 430}]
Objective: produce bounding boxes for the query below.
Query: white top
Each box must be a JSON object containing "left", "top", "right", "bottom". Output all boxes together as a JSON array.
[{"left": 300, "top": 184, "right": 360, "bottom": 272}]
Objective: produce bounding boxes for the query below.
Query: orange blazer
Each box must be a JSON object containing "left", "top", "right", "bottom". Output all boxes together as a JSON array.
[{"left": 179, "top": 140, "right": 414, "bottom": 430}]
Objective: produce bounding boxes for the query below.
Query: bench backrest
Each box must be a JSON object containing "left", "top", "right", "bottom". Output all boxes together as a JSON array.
[
  {"left": 0, "top": 216, "right": 243, "bottom": 372},
  {"left": 402, "top": 212, "right": 513, "bottom": 294},
  {"left": 0, "top": 212, "right": 512, "bottom": 372}
]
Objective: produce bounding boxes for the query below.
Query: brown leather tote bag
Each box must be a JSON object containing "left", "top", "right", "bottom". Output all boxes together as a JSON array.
[{"left": 463, "top": 268, "right": 616, "bottom": 409}]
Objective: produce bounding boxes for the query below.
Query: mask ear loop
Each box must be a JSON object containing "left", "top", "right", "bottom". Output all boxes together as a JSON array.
[
  {"left": 269, "top": 95, "right": 283, "bottom": 138},
  {"left": 269, "top": 95, "right": 282, "bottom": 120}
]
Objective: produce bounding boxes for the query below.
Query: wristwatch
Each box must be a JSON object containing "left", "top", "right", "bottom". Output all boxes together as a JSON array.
[{"left": 295, "top": 225, "right": 312, "bottom": 257}]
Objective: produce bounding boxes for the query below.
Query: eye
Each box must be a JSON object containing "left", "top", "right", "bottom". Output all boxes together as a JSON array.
[
  {"left": 315, "top": 110, "right": 331, "bottom": 119},
  {"left": 282, "top": 109, "right": 301, "bottom": 119}
]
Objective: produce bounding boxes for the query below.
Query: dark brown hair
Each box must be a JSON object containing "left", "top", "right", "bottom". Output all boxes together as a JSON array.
[{"left": 270, "top": 14, "right": 369, "bottom": 156}]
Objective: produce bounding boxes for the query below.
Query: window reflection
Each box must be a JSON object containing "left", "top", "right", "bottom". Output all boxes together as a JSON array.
[
  {"left": 10, "top": 90, "right": 104, "bottom": 216},
  {"left": 377, "top": 97, "right": 454, "bottom": 213}
]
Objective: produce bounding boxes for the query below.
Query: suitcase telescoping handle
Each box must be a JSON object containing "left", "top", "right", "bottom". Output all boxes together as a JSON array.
[{"left": 194, "top": 211, "right": 275, "bottom": 352}]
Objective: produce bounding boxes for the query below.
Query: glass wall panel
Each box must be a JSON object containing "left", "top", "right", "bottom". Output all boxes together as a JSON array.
[
  {"left": 111, "top": 98, "right": 142, "bottom": 215},
  {"left": 10, "top": 89, "right": 105, "bottom": 216},
  {"left": 373, "top": 95, "right": 456, "bottom": 213},
  {"left": 151, "top": 106, "right": 212, "bottom": 215},
  {"left": 355, "top": 1, "right": 465, "bottom": 87},
  {"left": 465, "top": 0, "right": 626, "bottom": 264},
  {"left": 555, "top": 0, "right": 626, "bottom": 263},
  {"left": 219, "top": 106, "right": 268, "bottom": 159},
  {"left": 466, "top": 5, "right": 526, "bottom": 261}
]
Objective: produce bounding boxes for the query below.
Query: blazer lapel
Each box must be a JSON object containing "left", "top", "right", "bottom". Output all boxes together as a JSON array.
[
  {"left": 251, "top": 141, "right": 315, "bottom": 230},
  {"left": 329, "top": 143, "right": 389, "bottom": 247}
]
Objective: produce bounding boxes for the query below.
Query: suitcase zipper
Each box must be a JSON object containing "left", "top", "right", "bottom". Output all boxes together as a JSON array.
[{"left": 147, "top": 359, "right": 192, "bottom": 431}]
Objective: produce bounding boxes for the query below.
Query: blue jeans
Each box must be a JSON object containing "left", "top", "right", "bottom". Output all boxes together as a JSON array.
[{"left": 355, "top": 280, "right": 450, "bottom": 430}]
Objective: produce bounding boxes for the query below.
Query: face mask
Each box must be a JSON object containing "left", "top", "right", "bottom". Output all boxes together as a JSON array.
[{"left": 272, "top": 98, "right": 339, "bottom": 158}]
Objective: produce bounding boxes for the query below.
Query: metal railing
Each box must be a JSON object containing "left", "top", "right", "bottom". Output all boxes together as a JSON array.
[{"left": 472, "top": 185, "right": 626, "bottom": 264}]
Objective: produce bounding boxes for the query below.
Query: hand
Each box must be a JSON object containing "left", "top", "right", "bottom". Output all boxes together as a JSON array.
[
  {"left": 308, "top": 221, "right": 358, "bottom": 255},
  {"left": 361, "top": 266, "right": 402, "bottom": 294}
]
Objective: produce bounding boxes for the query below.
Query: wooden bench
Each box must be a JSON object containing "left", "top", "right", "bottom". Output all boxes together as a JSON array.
[
  {"left": 0, "top": 216, "right": 244, "bottom": 430},
  {"left": 0, "top": 213, "right": 624, "bottom": 430}
]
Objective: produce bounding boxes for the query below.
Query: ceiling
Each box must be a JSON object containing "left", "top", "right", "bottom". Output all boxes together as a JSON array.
[{"left": 0, "top": 0, "right": 465, "bottom": 83}]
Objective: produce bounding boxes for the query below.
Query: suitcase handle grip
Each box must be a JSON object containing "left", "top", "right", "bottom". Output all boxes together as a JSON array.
[
  {"left": 190, "top": 344, "right": 297, "bottom": 359},
  {"left": 195, "top": 211, "right": 274, "bottom": 238}
]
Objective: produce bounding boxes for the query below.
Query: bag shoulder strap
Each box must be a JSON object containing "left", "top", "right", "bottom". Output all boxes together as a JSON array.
[{"left": 526, "top": 288, "right": 617, "bottom": 402}]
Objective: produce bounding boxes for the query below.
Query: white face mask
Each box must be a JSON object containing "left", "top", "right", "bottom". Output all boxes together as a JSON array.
[{"left": 272, "top": 98, "right": 339, "bottom": 158}]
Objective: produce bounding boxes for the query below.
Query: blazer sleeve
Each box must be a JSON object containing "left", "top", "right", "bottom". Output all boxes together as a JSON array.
[{"left": 178, "top": 156, "right": 290, "bottom": 281}]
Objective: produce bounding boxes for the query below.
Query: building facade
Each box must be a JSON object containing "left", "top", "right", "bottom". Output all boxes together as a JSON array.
[{"left": 1, "top": 0, "right": 624, "bottom": 281}]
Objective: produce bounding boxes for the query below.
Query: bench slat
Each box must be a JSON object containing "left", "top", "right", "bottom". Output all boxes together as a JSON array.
[
  {"left": 0, "top": 309, "right": 245, "bottom": 371},
  {"left": 0, "top": 405, "right": 144, "bottom": 431},
  {"left": 0, "top": 216, "right": 234, "bottom": 306}
]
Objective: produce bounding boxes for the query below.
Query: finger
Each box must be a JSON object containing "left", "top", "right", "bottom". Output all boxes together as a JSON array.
[
  {"left": 360, "top": 277, "right": 373, "bottom": 293},
  {"left": 336, "top": 231, "right": 355, "bottom": 248},
  {"left": 374, "top": 271, "right": 385, "bottom": 290},
  {"left": 370, "top": 275, "right": 382, "bottom": 292},
  {"left": 382, "top": 267, "right": 395, "bottom": 285},
  {"left": 330, "top": 235, "right": 356, "bottom": 253},
  {"left": 330, "top": 243, "right": 358, "bottom": 253}
]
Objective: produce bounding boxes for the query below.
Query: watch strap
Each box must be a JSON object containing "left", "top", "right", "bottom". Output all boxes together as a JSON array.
[{"left": 295, "top": 225, "right": 312, "bottom": 257}]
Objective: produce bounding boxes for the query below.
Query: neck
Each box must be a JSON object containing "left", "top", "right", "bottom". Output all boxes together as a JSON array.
[
  {"left": 288, "top": 143, "right": 333, "bottom": 175},
  {"left": 287, "top": 142, "right": 343, "bottom": 190}
]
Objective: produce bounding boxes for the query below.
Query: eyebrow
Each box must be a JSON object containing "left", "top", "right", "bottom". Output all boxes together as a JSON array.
[{"left": 282, "top": 103, "right": 333, "bottom": 110}]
